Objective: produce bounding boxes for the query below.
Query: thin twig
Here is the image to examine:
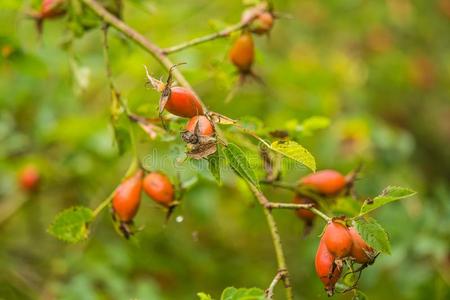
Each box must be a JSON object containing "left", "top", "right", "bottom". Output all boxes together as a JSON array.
[
  {"left": 80, "top": 0, "right": 201, "bottom": 104},
  {"left": 162, "top": 21, "right": 247, "bottom": 54},
  {"left": 265, "top": 269, "right": 288, "bottom": 300},
  {"left": 265, "top": 202, "right": 331, "bottom": 222},
  {"left": 248, "top": 184, "right": 293, "bottom": 300},
  {"left": 266, "top": 203, "right": 313, "bottom": 210}
]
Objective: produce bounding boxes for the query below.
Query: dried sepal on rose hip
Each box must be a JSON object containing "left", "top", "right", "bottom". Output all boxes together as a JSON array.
[
  {"left": 181, "top": 115, "right": 217, "bottom": 159},
  {"left": 112, "top": 170, "right": 143, "bottom": 239},
  {"left": 315, "top": 238, "right": 343, "bottom": 296},
  {"left": 144, "top": 65, "right": 204, "bottom": 119}
]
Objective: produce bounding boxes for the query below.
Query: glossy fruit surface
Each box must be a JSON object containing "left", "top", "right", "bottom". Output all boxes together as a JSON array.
[
  {"left": 252, "top": 12, "right": 274, "bottom": 34},
  {"left": 185, "top": 116, "right": 214, "bottom": 136},
  {"left": 300, "top": 169, "right": 346, "bottom": 195},
  {"left": 19, "top": 165, "right": 40, "bottom": 191},
  {"left": 322, "top": 220, "right": 353, "bottom": 258},
  {"left": 349, "top": 227, "right": 375, "bottom": 264},
  {"left": 229, "top": 33, "right": 254, "bottom": 73},
  {"left": 143, "top": 172, "right": 174, "bottom": 207},
  {"left": 315, "top": 239, "right": 342, "bottom": 295},
  {"left": 164, "top": 86, "right": 204, "bottom": 118},
  {"left": 293, "top": 195, "right": 317, "bottom": 222},
  {"left": 112, "top": 170, "right": 143, "bottom": 222}
]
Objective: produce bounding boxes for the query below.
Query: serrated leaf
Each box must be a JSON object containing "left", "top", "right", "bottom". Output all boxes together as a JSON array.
[
  {"left": 220, "top": 287, "right": 265, "bottom": 300},
  {"left": 270, "top": 140, "right": 316, "bottom": 172},
  {"left": 197, "top": 292, "right": 214, "bottom": 300},
  {"left": 223, "top": 144, "right": 259, "bottom": 188},
  {"left": 221, "top": 287, "right": 238, "bottom": 300},
  {"left": 48, "top": 206, "right": 94, "bottom": 243},
  {"left": 359, "top": 186, "right": 416, "bottom": 216},
  {"left": 208, "top": 146, "right": 221, "bottom": 184},
  {"left": 354, "top": 217, "right": 391, "bottom": 254}
]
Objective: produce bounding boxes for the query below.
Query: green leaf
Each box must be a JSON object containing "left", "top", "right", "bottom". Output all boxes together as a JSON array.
[
  {"left": 208, "top": 146, "right": 221, "bottom": 184},
  {"left": 223, "top": 143, "right": 259, "bottom": 188},
  {"left": 197, "top": 292, "right": 214, "bottom": 300},
  {"left": 359, "top": 186, "right": 417, "bottom": 216},
  {"left": 220, "top": 287, "right": 265, "bottom": 300},
  {"left": 221, "top": 287, "right": 238, "bottom": 300},
  {"left": 270, "top": 140, "right": 316, "bottom": 172},
  {"left": 112, "top": 124, "right": 131, "bottom": 156},
  {"left": 354, "top": 217, "right": 391, "bottom": 254},
  {"left": 48, "top": 206, "right": 94, "bottom": 244},
  {"left": 352, "top": 290, "right": 369, "bottom": 300}
]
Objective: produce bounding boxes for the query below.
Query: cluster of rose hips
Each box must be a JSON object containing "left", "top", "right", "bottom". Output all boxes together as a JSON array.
[
  {"left": 316, "top": 219, "right": 376, "bottom": 296},
  {"left": 290, "top": 169, "right": 377, "bottom": 295},
  {"left": 145, "top": 65, "right": 217, "bottom": 160},
  {"left": 112, "top": 169, "right": 176, "bottom": 238},
  {"left": 229, "top": 3, "right": 275, "bottom": 81}
]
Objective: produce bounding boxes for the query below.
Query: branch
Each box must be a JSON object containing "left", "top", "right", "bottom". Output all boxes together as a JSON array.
[
  {"left": 265, "top": 269, "right": 288, "bottom": 300},
  {"left": 162, "top": 21, "right": 247, "bottom": 54},
  {"left": 248, "top": 184, "right": 293, "bottom": 300},
  {"left": 80, "top": 0, "right": 201, "bottom": 102},
  {"left": 265, "top": 202, "right": 331, "bottom": 222}
]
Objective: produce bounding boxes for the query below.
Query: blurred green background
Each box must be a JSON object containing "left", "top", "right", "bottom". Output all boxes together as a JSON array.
[{"left": 1, "top": 0, "right": 449, "bottom": 299}]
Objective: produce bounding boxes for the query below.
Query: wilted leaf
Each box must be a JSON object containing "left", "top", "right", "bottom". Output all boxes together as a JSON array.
[
  {"left": 48, "top": 206, "right": 94, "bottom": 243},
  {"left": 270, "top": 140, "right": 316, "bottom": 172}
]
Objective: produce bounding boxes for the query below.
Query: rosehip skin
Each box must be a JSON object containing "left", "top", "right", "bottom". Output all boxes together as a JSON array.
[
  {"left": 300, "top": 169, "right": 347, "bottom": 195},
  {"left": 41, "top": 0, "right": 66, "bottom": 19},
  {"left": 315, "top": 239, "right": 342, "bottom": 295},
  {"left": 19, "top": 165, "right": 40, "bottom": 191},
  {"left": 112, "top": 170, "right": 143, "bottom": 222},
  {"left": 164, "top": 87, "right": 204, "bottom": 118},
  {"left": 143, "top": 172, "right": 175, "bottom": 207},
  {"left": 293, "top": 195, "right": 317, "bottom": 222},
  {"left": 229, "top": 33, "right": 254, "bottom": 73},
  {"left": 185, "top": 115, "right": 214, "bottom": 136},
  {"left": 322, "top": 220, "right": 353, "bottom": 258},
  {"left": 349, "top": 227, "right": 375, "bottom": 264},
  {"left": 252, "top": 12, "right": 274, "bottom": 34}
]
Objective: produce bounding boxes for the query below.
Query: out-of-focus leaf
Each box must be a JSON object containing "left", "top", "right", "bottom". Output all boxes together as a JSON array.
[
  {"left": 270, "top": 140, "right": 316, "bottom": 172},
  {"left": 353, "top": 290, "right": 369, "bottom": 300},
  {"left": 47, "top": 206, "right": 94, "bottom": 243},
  {"left": 208, "top": 146, "right": 221, "bottom": 184},
  {"left": 359, "top": 186, "right": 416, "bottom": 216},
  {"left": 220, "top": 287, "right": 265, "bottom": 300},
  {"left": 354, "top": 217, "right": 391, "bottom": 254},
  {"left": 223, "top": 143, "right": 259, "bottom": 188},
  {"left": 197, "top": 292, "right": 214, "bottom": 300},
  {"left": 301, "top": 116, "right": 330, "bottom": 135}
]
